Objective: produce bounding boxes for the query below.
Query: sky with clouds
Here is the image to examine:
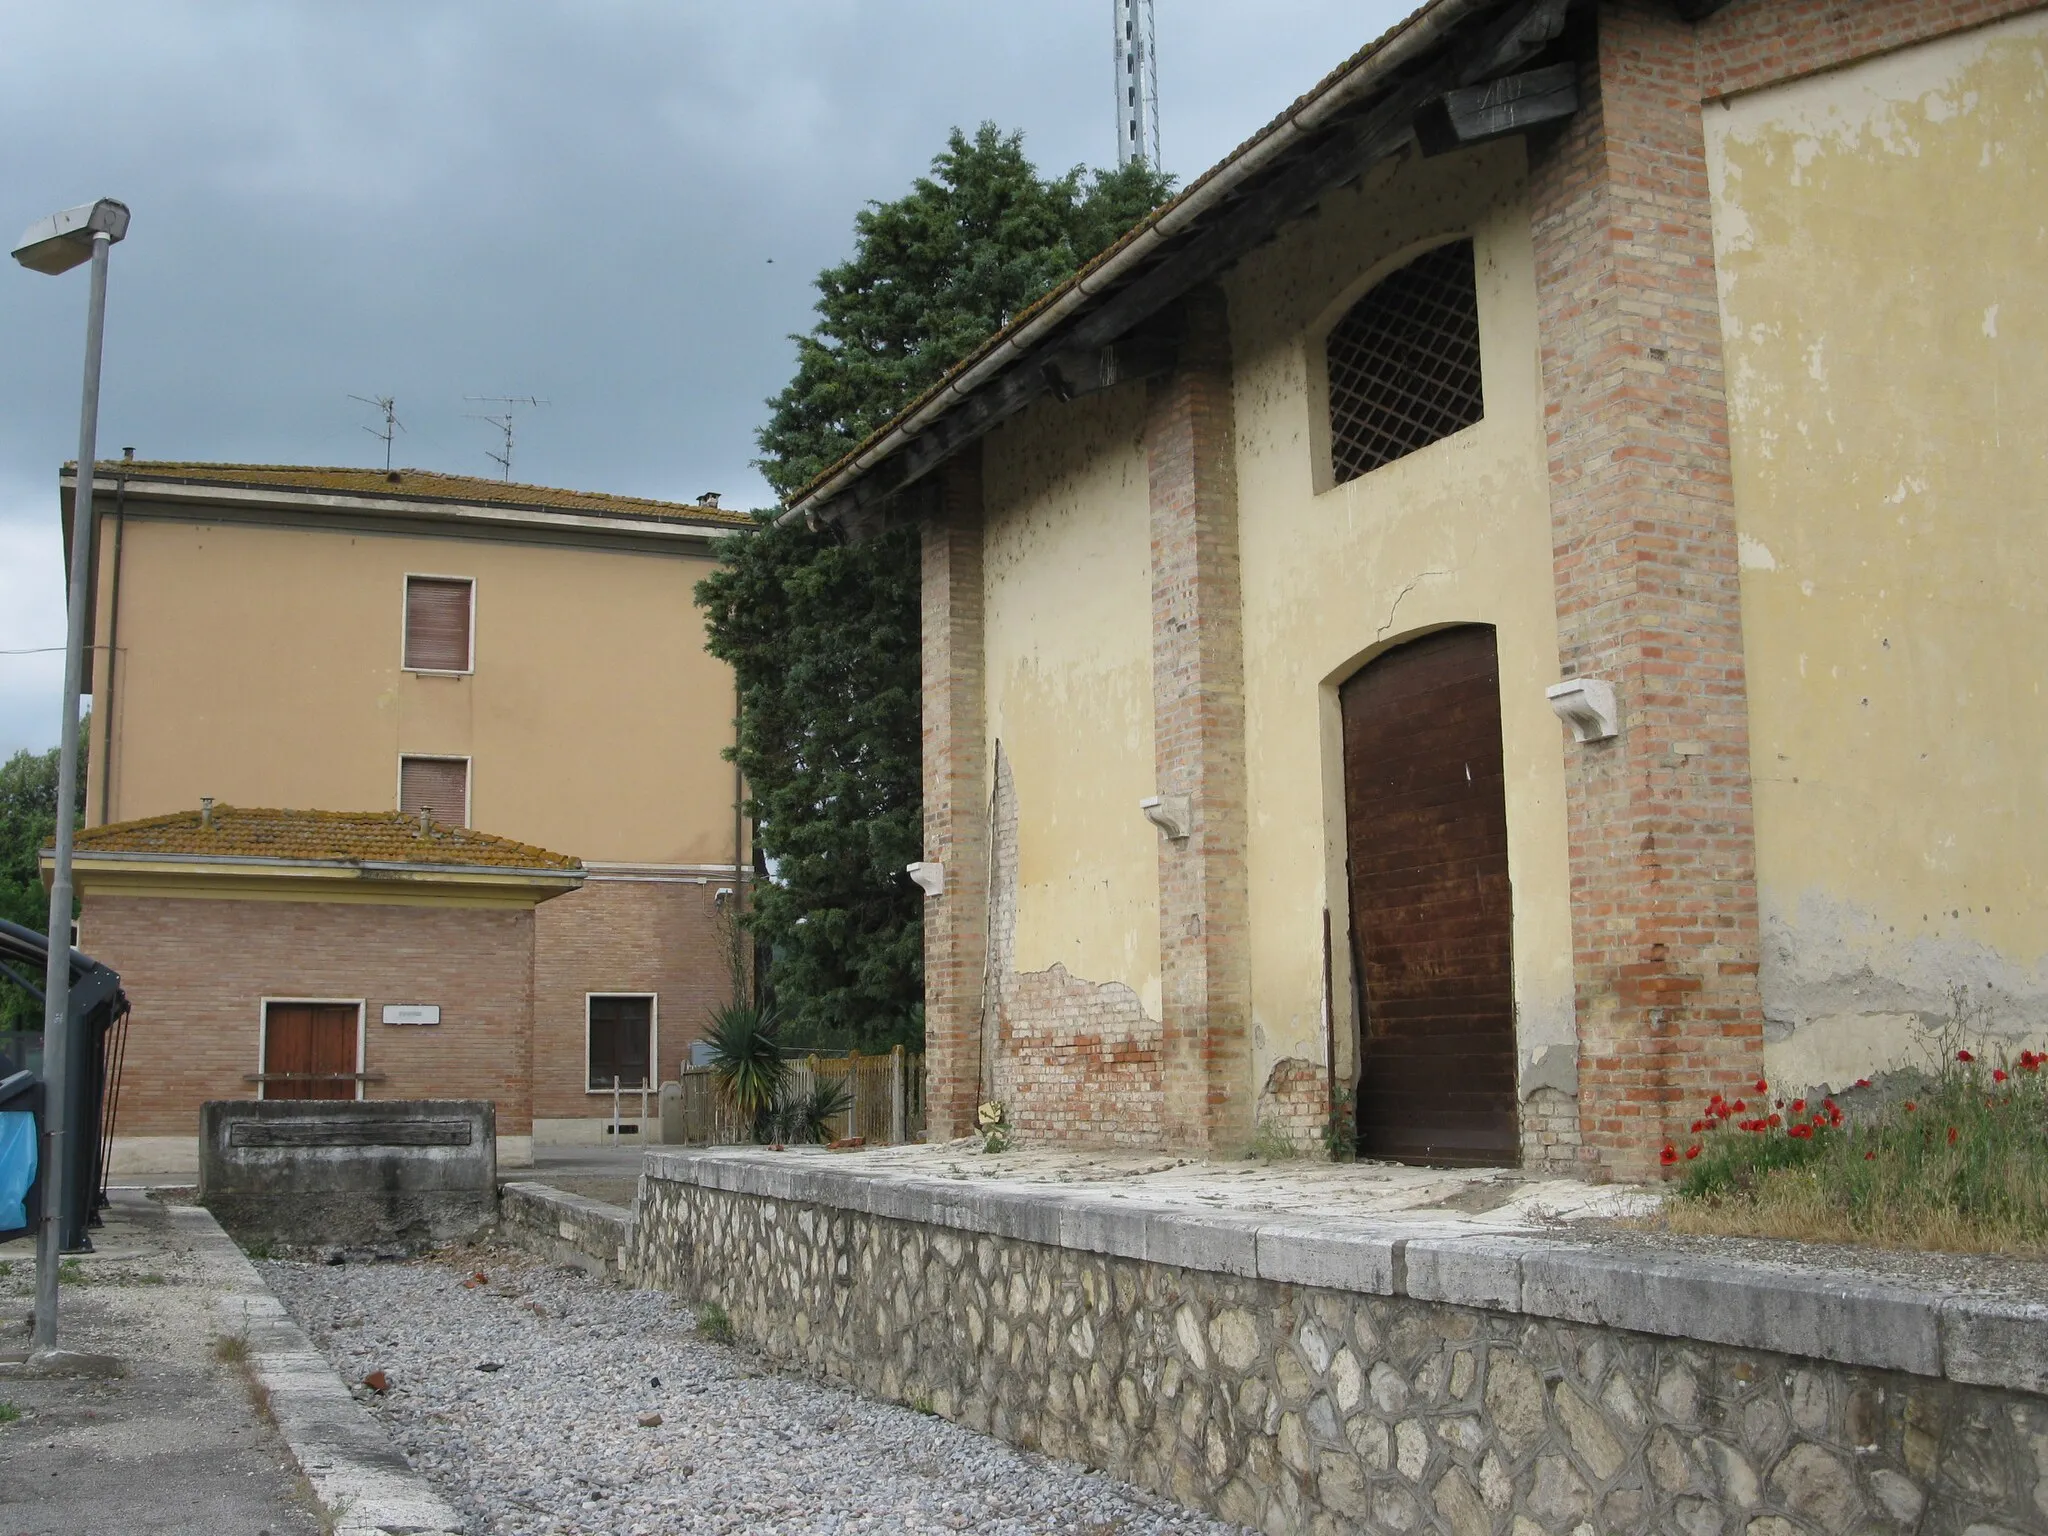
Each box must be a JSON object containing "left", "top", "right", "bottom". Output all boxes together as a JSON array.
[{"left": 0, "top": 0, "right": 1412, "bottom": 758}]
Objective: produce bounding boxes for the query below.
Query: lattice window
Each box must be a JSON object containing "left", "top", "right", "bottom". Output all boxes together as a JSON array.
[{"left": 1326, "top": 239, "right": 1484, "bottom": 484}]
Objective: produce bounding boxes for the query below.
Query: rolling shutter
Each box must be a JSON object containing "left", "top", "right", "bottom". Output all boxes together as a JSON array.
[
  {"left": 404, "top": 577, "right": 472, "bottom": 671},
  {"left": 399, "top": 756, "right": 469, "bottom": 828}
]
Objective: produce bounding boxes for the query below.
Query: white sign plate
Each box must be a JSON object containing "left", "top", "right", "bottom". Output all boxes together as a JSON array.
[{"left": 382, "top": 1004, "right": 441, "bottom": 1026}]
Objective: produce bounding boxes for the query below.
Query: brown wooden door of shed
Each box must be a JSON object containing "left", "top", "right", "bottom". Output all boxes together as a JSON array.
[
  {"left": 1341, "top": 626, "right": 1519, "bottom": 1165},
  {"left": 262, "top": 1003, "right": 358, "bottom": 1101}
]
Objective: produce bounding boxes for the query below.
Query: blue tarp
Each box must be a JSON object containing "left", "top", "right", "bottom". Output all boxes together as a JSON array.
[{"left": 0, "top": 1109, "right": 35, "bottom": 1235}]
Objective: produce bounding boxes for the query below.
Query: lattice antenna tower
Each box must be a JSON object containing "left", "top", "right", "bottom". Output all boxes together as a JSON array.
[
  {"left": 463, "top": 395, "right": 548, "bottom": 481},
  {"left": 348, "top": 393, "right": 404, "bottom": 471},
  {"left": 1113, "top": 0, "right": 1160, "bottom": 171}
]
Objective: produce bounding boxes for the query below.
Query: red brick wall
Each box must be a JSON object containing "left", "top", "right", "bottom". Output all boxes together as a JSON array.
[
  {"left": 1146, "top": 287, "right": 1254, "bottom": 1155},
  {"left": 1696, "top": 0, "right": 2044, "bottom": 99},
  {"left": 85, "top": 894, "right": 536, "bottom": 1137},
  {"left": 531, "top": 875, "right": 733, "bottom": 1123},
  {"left": 1529, "top": 2, "right": 1766, "bottom": 1179},
  {"left": 919, "top": 450, "right": 992, "bottom": 1141}
]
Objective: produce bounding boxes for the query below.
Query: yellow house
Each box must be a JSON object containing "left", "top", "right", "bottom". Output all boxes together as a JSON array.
[
  {"left": 61, "top": 462, "right": 752, "bottom": 1169},
  {"left": 789, "top": 0, "right": 2048, "bottom": 1178}
]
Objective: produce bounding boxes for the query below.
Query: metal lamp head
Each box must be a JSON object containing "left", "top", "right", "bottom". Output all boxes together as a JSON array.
[{"left": 12, "top": 199, "right": 130, "bottom": 276}]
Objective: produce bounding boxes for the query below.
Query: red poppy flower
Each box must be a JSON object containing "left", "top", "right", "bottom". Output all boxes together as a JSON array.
[
  {"left": 1865, "top": 1151, "right": 1877, "bottom": 1161},
  {"left": 1947, "top": 1126, "right": 1959, "bottom": 1144},
  {"left": 1660, "top": 1144, "right": 1678, "bottom": 1166},
  {"left": 1767, "top": 1113, "right": 1782, "bottom": 1128},
  {"left": 1686, "top": 1145, "right": 1701, "bottom": 1159},
  {"left": 1904, "top": 1101, "right": 1917, "bottom": 1112},
  {"left": 1755, "top": 1078, "right": 1769, "bottom": 1093},
  {"left": 1789, "top": 1124, "right": 1813, "bottom": 1140},
  {"left": 1957, "top": 1049, "right": 1975, "bottom": 1063},
  {"left": 1994, "top": 1069, "right": 2008, "bottom": 1083},
  {"left": 1733, "top": 1100, "right": 1747, "bottom": 1113},
  {"left": 1854, "top": 1078, "right": 1872, "bottom": 1089},
  {"left": 1691, "top": 1120, "right": 1706, "bottom": 1133}
]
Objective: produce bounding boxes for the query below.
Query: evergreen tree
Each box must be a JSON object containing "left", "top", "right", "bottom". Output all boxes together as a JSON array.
[
  {"left": 0, "top": 742, "right": 83, "bottom": 1031},
  {"left": 700, "top": 124, "right": 1172, "bottom": 1050}
]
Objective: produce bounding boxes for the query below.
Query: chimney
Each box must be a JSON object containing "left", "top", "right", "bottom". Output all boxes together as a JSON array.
[
  {"left": 698, "top": 491, "right": 721, "bottom": 508},
  {"left": 200, "top": 797, "right": 215, "bottom": 829},
  {"left": 121, "top": 446, "right": 135, "bottom": 462},
  {"left": 418, "top": 806, "right": 431, "bottom": 836}
]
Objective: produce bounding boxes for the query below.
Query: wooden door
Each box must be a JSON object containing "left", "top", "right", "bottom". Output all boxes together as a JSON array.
[
  {"left": 262, "top": 1003, "right": 359, "bottom": 1101},
  {"left": 1341, "top": 626, "right": 1518, "bottom": 1165}
]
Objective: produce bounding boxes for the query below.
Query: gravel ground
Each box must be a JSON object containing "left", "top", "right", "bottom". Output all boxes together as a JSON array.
[{"left": 263, "top": 1247, "right": 1247, "bottom": 1536}]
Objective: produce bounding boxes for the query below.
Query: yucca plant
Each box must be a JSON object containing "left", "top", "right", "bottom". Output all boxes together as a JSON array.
[
  {"left": 703, "top": 1002, "right": 786, "bottom": 1124},
  {"left": 773, "top": 1077, "right": 854, "bottom": 1146}
]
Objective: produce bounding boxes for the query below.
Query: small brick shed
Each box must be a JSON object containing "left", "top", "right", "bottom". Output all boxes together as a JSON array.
[{"left": 52, "top": 805, "right": 583, "bottom": 1171}]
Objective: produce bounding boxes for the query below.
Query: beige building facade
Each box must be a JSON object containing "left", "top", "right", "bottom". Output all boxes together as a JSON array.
[
  {"left": 800, "top": 0, "right": 2048, "bottom": 1179},
  {"left": 64, "top": 463, "right": 750, "bottom": 1167}
]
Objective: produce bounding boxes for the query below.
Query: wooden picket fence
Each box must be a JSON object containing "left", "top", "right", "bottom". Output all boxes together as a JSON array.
[{"left": 660, "top": 1046, "right": 925, "bottom": 1147}]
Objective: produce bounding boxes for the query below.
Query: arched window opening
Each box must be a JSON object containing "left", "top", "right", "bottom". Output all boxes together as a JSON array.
[{"left": 1326, "top": 239, "right": 1484, "bottom": 484}]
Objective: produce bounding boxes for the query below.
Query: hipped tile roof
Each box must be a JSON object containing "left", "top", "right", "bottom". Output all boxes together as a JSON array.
[
  {"left": 70, "top": 461, "right": 754, "bottom": 528},
  {"left": 71, "top": 806, "right": 582, "bottom": 872}
]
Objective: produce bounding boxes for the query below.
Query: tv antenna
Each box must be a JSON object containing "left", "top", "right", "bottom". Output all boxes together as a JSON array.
[
  {"left": 463, "top": 395, "right": 547, "bottom": 481},
  {"left": 1112, "top": 0, "right": 1160, "bottom": 171},
  {"left": 348, "top": 394, "right": 405, "bottom": 471}
]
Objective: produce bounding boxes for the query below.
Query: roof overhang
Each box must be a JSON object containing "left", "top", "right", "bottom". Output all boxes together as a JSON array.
[
  {"left": 49, "top": 849, "right": 586, "bottom": 910},
  {"left": 784, "top": 0, "right": 1634, "bottom": 536}
]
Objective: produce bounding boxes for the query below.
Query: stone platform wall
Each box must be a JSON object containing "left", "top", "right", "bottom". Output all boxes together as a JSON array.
[
  {"left": 620, "top": 1151, "right": 2048, "bottom": 1536},
  {"left": 497, "top": 1181, "right": 636, "bottom": 1280}
]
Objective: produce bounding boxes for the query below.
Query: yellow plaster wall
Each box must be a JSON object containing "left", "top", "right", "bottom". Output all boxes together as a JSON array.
[
  {"left": 1706, "top": 10, "right": 2048, "bottom": 1087},
  {"left": 1224, "top": 140, "right": 1575, "bottom": 1098},
  {"left": 86, "top": 516, "right": 738, "bottom": 866},
  {"left": 982, "top": 384, "right": 1163, "bottom": 1016}
]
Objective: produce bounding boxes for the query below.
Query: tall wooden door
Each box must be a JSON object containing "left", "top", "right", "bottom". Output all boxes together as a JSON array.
[
  {"left": 1341, "top": 626, "right": 1518, "bottom": 1165},
  {"left": 262, "top": 1003, "right": 359, "bottom": 1101}
]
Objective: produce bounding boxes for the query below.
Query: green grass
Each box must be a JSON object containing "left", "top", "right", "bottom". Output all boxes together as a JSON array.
[
  {"left": 1654, "top": 1040, "right": 2048, "bottom": 1255},
  {"left": 214, "top": 1334, "right": 250, "bottom": 1365},
  {"left": 0, "top": 1402, "right": 20, "bottom": 1425},
  {"left": 694, "top": 1300, "right": 734, "bottom": 1345},
  {"left": 0, "top": 1260, "right": 12, "bottom": 1279},
  {"left": 57, "top": 1258, "right": 86, "bottom": 1285}
]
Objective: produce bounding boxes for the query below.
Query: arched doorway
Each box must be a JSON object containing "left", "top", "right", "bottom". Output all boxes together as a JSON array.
[{"left": 1340, "top": 625, "right": 1518, "bottom": 1165}]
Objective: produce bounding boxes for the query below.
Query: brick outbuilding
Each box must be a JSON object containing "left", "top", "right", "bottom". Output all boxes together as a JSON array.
[{"left": 55, "top": 806, "right": 584, "bottom": 1170}]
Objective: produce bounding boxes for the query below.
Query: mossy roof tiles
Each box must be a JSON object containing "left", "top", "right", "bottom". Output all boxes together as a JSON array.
[{"left": 72, "top": 806, "right": 582, "bottom": 872}]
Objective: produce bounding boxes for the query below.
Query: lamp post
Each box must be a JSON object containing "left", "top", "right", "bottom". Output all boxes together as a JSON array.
[{"left": 13, "top": 198, "right": 129, "bottom": 1355}]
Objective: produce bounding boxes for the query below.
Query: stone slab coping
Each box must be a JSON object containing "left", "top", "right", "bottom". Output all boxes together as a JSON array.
[
  {"left": 183, "top": 1202, "right": 466, "bottom": 1536},
  {"left": 643, "top": 1147, "right": 2048, "bottom": 1400},
  {"left": 502, "top": 1179, "right": 638, "bottom": 1232}
]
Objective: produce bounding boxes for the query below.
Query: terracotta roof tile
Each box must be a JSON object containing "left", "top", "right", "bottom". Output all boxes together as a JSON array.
[
  {"left": 71, "top": 461, "right": 754, "bottom": 528},
  {"left": 72, "top": 806, "right": 582, "bottom": 872}
]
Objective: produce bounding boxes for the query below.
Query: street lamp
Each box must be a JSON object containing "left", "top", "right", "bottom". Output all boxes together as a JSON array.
[{"left": 13, "top": 197, "right": 128, "bottom": 1358}]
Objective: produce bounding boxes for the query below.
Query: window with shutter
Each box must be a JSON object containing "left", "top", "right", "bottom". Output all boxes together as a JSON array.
[
  {"left": 1326, "top": 239, "right": 1485, "bottom": 484},
  {"left": 404, "top": 576, "right": 473, "bottom": 672},
  {"left": 587, "top": 995, "right": 655, "bottom": 1090},
  {"left": 399, "top": 756, "right": 469, "bottom": 828}
]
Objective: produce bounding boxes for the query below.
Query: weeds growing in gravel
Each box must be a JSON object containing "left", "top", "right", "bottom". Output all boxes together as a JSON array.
[
  {"left": 1653, "top": 1008, "right": 2048, "bottom": 1254},
  {"left": 57, "top": 1258, "right": 85, "bottom": 1284},
  {"left": 214, "top": 1333, "right": 251, "bottom": 1365},
  {"left": 695, "top": 1300, "right": 734, "bottom": 1345},
  {"left": 0, "top": 1401, "right": 20, "bottom": 1425},
  {"left": 0, "top": 1260, "right": 13, "bottom": 1279},
  {"left": 1246, "top": 1119, "right": 1300, "bottom": 1162}
]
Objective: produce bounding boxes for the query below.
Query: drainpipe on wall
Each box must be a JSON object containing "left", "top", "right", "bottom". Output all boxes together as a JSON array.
[{"left": 95, "top": 461, "right": 128, "bottom": 827}]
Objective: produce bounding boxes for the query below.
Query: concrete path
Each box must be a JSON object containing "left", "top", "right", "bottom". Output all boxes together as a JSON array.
[
  {"left": 0, "top": 1190, "right": 326, "bottom": 1535},
  {"left": 0, "top": 1189, "right": 463, "bottom": 1536}
]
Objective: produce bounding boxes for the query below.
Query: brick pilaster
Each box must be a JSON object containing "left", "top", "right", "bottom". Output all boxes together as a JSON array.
[
  {"left": 1146, "top": 288, "right": 1253, "bottom": 1154},
  {"left": 919, "top": 448, "right": 990, "bottom": 1142},
  {"left": 1529, "top": 2, "right": 1764, "bottom": 1180}
]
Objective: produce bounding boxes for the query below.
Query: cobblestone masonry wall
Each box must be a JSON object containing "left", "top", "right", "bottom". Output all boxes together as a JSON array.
[{"left": 632, "top": 1175, "right": 2048, "bottom": 1536}]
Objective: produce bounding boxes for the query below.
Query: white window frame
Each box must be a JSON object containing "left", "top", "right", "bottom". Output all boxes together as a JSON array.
[
  {"left": 584, "top": 992, "right": 659, "bottom": 1095},
  {"left": 255, "top": 997, "right": 367, "bottom": 1102},
  {"left": 396, "top": 754, "right": 473, "bottom": 828},
  {"left": 401, "top": 573, "right": 476, "bottom": 676}
]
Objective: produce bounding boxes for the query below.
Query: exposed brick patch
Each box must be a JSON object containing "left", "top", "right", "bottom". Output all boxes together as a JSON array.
[
  {"left": 531, "top": 876, "right": 731, "bottom": 1125},
  {"left": 1520, "top": 1086, "right": 1584, "bottom": 1174},
  {"left": 1146, "top": 287, "right": 1254, "bottom": 1154},
  {"left": 1254, "top": 1057, "right": 1327, "bottom": 1156},
  {"left": 1696, "top": 0, "right": 2045, "bottom": 100},
  {"left": 987, "top": 747, "right": 1164, "bottom": 1148},
  {"left": 919, "top": 449, "right": 991, "bottom": 1142},
  {"left": 82, "top": 893, "right": 537, "bottom": 1137},
  {"left": 1527, "top": 3, "right": 1765, "bottom": 1180}
]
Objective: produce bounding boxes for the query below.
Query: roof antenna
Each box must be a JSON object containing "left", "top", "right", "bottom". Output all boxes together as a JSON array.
[
  {"left": 349, "top": 394, "right": 405, "bottom": 471},
  {"left": 463, "top": 395, "right": 547, "bottom": 481}
]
